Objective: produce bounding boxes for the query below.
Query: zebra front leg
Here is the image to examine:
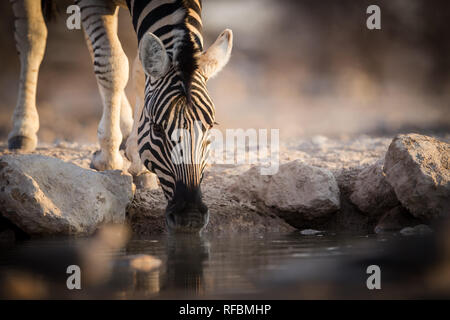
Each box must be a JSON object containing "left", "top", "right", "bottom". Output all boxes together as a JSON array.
[
  {"left": 125, "top": 101, "right": 146, "bottom": 175},
  {"left": 125, "top": 54, "right": 147, "bottom": 176},
  {"left": 8, "top": 0, "right": 48, "bottom": 151},
  {"left": 124, "top": 56, "right": 158, "bottom": 188},
  {"left": 80, "top": 1, "right": 128, "bottom": 171},
  {"left": 120, "top": 91, "right": 133, "bottom": 150},
  {"left": 83, "top": 27, "right": 133, "bottom": 152}
]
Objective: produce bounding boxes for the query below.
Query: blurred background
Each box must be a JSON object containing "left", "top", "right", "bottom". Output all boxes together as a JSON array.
[{"left": 0, "top": 0, "right": 449, "bottom": 143}]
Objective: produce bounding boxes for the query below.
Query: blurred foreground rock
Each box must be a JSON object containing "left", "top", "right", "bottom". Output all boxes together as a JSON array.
[
  {"left": 0, "top": 224, "right": 162, "bottom": 299},
  {"left": 0, "top": 154, "right": 133, "bottom": 235},
  {"left": 229, "top": 160, "right": 340, "bottom": 229},
  {"left": 384, "top": 134, "right": 449, "bottom": 221}
]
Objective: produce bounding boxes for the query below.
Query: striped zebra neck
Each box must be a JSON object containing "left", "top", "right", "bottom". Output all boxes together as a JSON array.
[{"left": 127, "top": 0, "right": 203, "bottom": 99}]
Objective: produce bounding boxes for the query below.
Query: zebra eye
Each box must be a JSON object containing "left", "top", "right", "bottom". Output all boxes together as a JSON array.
[{"left": 152, "top": 123, "right": 165, "bottom": 138}]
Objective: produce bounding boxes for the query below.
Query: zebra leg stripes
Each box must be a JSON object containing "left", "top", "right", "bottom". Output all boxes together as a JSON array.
[
  {"left": 8, "top": 0, "right": 136, "bottom": 172},
  {"left": 78, "top": 0, "right": 131, "bottom": 170},
  {"left": 8, "top": 0, "right": 48, "bottom": 151}
]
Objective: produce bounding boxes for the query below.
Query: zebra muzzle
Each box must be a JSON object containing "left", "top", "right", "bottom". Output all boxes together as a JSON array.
[
  {"left": 165, "top": 192, "right": 209, "bottom": 234},
  {"left": 166, "top": 207, "right": 209, "bottom": 234}
]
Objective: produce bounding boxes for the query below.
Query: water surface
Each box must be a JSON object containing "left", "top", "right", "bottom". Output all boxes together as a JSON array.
[{"left": 0, "top": 231, "right": 432, "bottom": 299}]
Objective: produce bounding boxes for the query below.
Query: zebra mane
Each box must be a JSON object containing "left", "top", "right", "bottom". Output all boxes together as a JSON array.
[
  {"left": 177, "top": 0, "right": 203, "bottom": 105},
  {"left": 130, "top": 0, "right": 203, "bottom": 104},
  {"left": 176, "top": 34, "right": 199, "bottom": 105}
]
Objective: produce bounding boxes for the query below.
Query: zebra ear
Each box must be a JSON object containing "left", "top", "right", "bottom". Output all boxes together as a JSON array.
[
  {"left": 198, "top": 29, "right": 233, "bottom": 79},
  {"left": 139, "top": 32, "right": 170, "bottom": 79}
]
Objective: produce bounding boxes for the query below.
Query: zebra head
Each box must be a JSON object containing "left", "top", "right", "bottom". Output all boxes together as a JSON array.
[{"left": 138, "top": 29, "right": 233, "bottom": 233}]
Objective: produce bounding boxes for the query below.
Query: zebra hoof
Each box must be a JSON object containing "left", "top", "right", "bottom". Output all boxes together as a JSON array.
[
  {"left": 90, "top": 150, "right": 125, "bottom": 171},
  {"left": 133, "top": 172, "right": 159, "bottom": 190},
  {"left": 8, "top": 135, "right": 37, "bottom": 152}
]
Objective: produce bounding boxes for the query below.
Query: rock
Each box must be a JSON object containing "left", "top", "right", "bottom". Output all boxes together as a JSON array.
[
  {"left": 400, "top": 224, "right": 433, "bottom": 236},
  {"left": 374, "top": 206, "right": 422, "bottom": 234},
  {"left": 0, "top": 154, "right": 133, "bottom": 236},
  {"left": 229, "top": 160, "right": 340, "bottom": 229},
  {"left": 350, "top": 159, "right": 399, "bottom": 217},
  {"left": 384, "top": 134, "right": 450, "bottom": 221},
  {"left": 126, "top": 188, "right": 167, "bottom": 236},
  {"left": 128, "top": 188, "right": 295, "bottom": 235},
  {"left": 332, "top": 168, "right": 372, "bottom": 233}
]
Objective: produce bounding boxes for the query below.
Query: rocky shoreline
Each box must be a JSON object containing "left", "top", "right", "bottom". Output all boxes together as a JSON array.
[
  {"left": 0, "top": 133, "right": 448, "bottom": 240},
  {"left": 232, "top": 134, "right": 448, "bottom": 234}
]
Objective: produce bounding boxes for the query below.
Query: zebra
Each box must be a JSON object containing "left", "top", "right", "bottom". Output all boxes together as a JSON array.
[{"left": 8, "top": 0, "right": 233, "bottom": 233}]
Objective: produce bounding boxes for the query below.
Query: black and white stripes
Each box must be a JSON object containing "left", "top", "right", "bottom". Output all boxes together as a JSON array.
[
  {"left": 127, "top": 0, "right": 231, "bottom": 200},
  {"left": 8, "top": 0, "right": 232, "bottom": 220}
]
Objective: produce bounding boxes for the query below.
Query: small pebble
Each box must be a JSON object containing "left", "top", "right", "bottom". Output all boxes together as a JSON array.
[
  {"left": 300, "top": 229, "right": 322, "bottom": 236},
  {"left": 400, "top": 224, "right": 433, "bottom": 236}
]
